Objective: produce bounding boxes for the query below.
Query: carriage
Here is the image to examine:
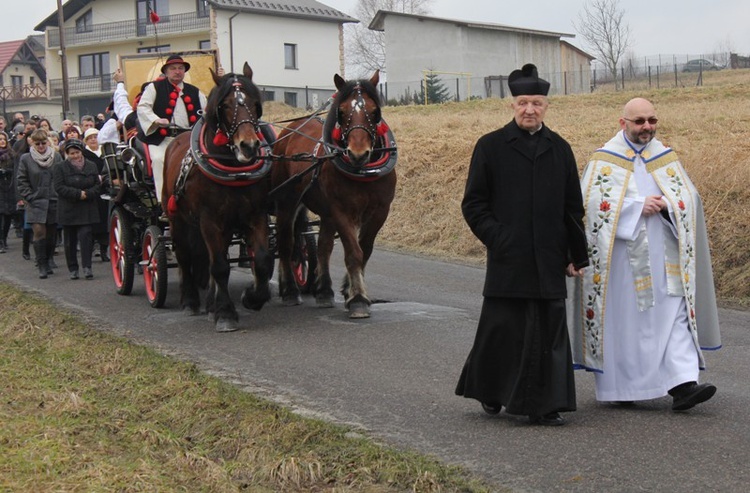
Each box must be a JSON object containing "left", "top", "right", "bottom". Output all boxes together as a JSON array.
[{"left": 102, "top": 52, "right": 395, "bottom": 328}]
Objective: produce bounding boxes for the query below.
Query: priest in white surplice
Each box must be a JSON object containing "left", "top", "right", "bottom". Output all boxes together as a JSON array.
[{"left": 569, "top": 98, "right": 721, "bottom": 411}]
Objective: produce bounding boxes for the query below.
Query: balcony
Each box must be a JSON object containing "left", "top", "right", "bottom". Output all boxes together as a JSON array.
[
  {"left": 0, "top": 84, "right": 48, "bottom": 101},
  {"left": 50, "top": 74, "right": 113, "bottom": 98},
  {"left": 47, "top": 11, "right": 209, "bottom": 48}
]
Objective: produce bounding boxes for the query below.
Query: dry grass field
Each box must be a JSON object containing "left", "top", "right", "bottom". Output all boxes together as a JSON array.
[{"left": 266, "top": 69, "right": 750, "bottom": 304}]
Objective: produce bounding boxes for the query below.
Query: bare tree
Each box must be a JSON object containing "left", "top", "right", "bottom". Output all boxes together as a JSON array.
[
  {"left": 574, "top": 0, "right": 631, "bottom": 88},
  {"left": 345, "top": 0, "right": 434, "bottom": 77},
  {"left": 712, "top": 36, "right": 735, "bottom": 68}
]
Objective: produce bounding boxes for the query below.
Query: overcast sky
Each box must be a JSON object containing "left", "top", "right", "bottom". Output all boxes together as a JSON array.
[{"left": 3, "top": 0, "right": 748, "bottom": 59}]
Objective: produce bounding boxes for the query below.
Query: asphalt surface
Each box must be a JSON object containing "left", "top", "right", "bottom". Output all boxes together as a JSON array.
[{"left": 1, "top": 237, "right": 748, "bottom": 493}]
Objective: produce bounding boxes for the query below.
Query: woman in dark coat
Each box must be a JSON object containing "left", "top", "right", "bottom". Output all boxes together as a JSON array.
[
  {"left": 0, "top": 131, "right": 16, "bottom": 253},
  {"left": 0, "top": 132, "right": 17, "bottom": 253},
  {"left": 16, "top": 129, "right": 63, "bottom": 278},
  {"left": 52, "top": 139, "right": 105, "bottom": 280}
]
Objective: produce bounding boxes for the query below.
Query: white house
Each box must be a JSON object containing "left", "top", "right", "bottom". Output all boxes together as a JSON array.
[
  {"left": 369, "top": 10, "right": 594, "bottom": 102},
  {"left": 0, "top": 37, "right": 60, "bottom": 125},
  {"left": 33, "top": 0, "right": 357, "bottom": 125}
]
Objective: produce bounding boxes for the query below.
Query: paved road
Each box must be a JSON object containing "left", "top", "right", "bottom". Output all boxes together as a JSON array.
[{"left": 2, "top": 239, "right": 748, "bottom": 492}]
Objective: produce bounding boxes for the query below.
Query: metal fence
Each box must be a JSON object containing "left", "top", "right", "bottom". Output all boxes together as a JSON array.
[{"left": 589, "top": 53, "right": 735, "bottom": 91}]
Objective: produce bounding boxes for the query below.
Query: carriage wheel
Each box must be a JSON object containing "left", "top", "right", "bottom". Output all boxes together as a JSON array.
[
  {"left": 292, "top": 219, "right": 318, "bottom": 294},
  {"left": 109, "top": 206, "right": 135, "bottom": 295},
  {"left": 142, "top": 225, "right": 168, "bottom": 308}
]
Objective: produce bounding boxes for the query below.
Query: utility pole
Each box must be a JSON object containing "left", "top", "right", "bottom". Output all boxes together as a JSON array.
[{"left": 56, "top": 0, "right": 70, "bottom": 119}]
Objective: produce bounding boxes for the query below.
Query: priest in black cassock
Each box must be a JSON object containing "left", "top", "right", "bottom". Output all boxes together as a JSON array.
[{"left": 455, "top": 64, "right": 589, "bottom": 426}]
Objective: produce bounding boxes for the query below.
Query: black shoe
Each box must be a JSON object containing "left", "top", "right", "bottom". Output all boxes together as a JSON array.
[
  {"left": 672, "top": 383, "right": 717, "bottom": 411},
  {"left": 100, "top": 251, "right": 110, "bottom": 262},
  {"left": 529, "top": 412, "right": 566, "bottom": 426},
  {"left": 481, "top": 402, "right": 502, "bottom": 415},
  {"left": 70, "top": 270, "right": 79, "bottom": 280},
  {"left": 83, "top": 267, "right": 94, "bottom": 280},
  {"left": 22, "top": 252, "right": 30, "bottom": 260},
  {"left": 615, "top": 401, "right": 635, "bottom": 406}
]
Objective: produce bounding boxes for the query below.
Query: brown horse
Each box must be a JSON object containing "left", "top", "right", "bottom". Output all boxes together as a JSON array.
[
  {"left": 272, "top": 70, "right": 397, "bottom": 318},
  {"left": 163, "top": 63, "right": 273, "bottom": 331}
]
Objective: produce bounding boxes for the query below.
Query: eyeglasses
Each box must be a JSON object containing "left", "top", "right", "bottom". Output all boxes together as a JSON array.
[
  {"left": 624, "top": 117, "right": 658, "bottom": 125},
  {"left": 32, "top": 141, "right": 48, "bottom": 147}
]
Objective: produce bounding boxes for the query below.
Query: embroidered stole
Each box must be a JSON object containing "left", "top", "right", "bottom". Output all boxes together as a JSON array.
[{"left": 579, "top": 148, "right": 699, "bottom": 370}]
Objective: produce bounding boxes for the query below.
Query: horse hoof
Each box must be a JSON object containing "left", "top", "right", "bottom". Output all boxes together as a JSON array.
[
  {"left": 241, "top": 291, "right": 270, "bottom": 311},
  {"left": 215, "top": 318, "right": 239, "bottom": 333},
  {"left": 348, "top": 301, "right": 370, "bottom": 319},
  {"left": 183, "top": 306, "right": 201, "bottom": 316},
  {"left": 282, "top": 294, "right": 303, "bottom": 306},
  {"left": 316, "top": 296, "right": 334, "bottom": 308}
]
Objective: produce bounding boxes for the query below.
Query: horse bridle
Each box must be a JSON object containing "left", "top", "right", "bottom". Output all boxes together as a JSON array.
[
  {"left": 216, "top": 76, "right": 260, "bottom": 147},
  {"left": 335, "top": 83, "right": 379, "bottom": 145}
]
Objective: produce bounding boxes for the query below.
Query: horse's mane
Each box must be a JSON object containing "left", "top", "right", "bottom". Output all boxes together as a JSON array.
[
  {"left": 323, "top": 77, "right": 382, "bottom": 140},
  {"left": 204, "top": 72, "right": 263, "bottom": 131}
]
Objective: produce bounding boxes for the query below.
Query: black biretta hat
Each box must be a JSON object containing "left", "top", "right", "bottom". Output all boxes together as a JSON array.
[{"left": 508, "top": 64, "right": 550, "bottom": 96}]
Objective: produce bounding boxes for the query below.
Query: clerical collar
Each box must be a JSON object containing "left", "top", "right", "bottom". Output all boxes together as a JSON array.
[{"left": 528, "top": 124, "right": 543, "bottom": 135}]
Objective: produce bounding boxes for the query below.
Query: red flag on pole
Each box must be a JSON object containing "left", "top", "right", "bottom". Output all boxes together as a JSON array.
[{"left": 149, "top": 10, "right": 160, "bottom": 23}]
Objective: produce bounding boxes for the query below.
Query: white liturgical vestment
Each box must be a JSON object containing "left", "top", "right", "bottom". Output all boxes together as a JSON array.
[{"left": 568, "top": 131, "right": 721, "bottom": 401}]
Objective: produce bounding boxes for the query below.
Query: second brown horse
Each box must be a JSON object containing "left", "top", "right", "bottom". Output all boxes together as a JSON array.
[{"left": 272, "top": 70, "right": 397, "bottom": 318}]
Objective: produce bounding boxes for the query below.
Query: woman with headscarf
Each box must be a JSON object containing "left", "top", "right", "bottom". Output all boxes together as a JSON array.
[
  {"left": 16, "top": 129, "right": 63, "bottom": 278},
  {"left": 52, "top": 138, "right": 106, "bottom": 280},
  {"left": 0, "top": 131, "right": 16, "bottom": 253}
]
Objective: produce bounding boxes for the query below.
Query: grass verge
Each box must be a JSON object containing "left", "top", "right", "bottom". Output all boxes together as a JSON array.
[{"left": 0, "top": 283, "right": 496, "bottom": 492}]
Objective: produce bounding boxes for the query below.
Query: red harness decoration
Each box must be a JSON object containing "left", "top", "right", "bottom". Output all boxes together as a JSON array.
[{"left": 196, "top": 124, "right": 270, "bottom": 187}]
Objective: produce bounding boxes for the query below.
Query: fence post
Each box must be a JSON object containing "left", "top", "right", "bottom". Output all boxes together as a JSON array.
[
  {"left": 648, "top": 66, "right": 652, "bottom": 88},
  {"left": 456, "top": 78, "right": 460, "bottom": 102},
  {"left": 621, "top": 67, "right": 625, "bottom": 91},
  {"left": 593, "top": 69, "right": 597, "bottom": 92}
]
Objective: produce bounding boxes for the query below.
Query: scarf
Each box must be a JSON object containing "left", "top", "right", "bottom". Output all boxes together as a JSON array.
[
  {"left": 68, "top": 154, "right": 85, "bottom": 171},
  {"left": 30, "top": 145, "right": 56, "bottom": 168},
  {"left": 0, "top": 147, "right": 11, "bottom": 169}
]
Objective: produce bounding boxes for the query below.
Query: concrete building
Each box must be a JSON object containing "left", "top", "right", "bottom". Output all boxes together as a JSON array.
[
  {"left": 32, "top": 0, "right": 356, "bottom": 126},
  {"left": 369, "top": 11, "right": 594, "bottom": 103}
]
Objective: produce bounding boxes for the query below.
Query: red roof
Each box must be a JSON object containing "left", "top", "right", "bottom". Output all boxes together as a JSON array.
[{"left": 0, "top": 40, "right": 26, "bottom": 74}]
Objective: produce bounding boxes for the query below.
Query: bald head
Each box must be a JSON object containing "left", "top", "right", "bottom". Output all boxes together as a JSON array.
[{"left": 620, "top": 97, "right": 658, "bottom": 145}]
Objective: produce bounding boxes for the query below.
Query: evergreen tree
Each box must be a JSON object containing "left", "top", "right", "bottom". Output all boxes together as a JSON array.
[{"left": 419, "top": 72, "right": 451, "bottom": 104}]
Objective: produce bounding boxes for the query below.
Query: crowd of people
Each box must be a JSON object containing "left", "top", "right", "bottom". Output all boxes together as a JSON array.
[{"left": 1, "top": 112, "right": 111, "bottom": 280}]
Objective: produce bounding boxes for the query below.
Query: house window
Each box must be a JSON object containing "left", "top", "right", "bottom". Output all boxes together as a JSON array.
[
  {"left": 11, "top": 75, "right": 23, "bottom": 87},
  {"left": 284, "top": 91, "right": 298, "bottom": 107},
  {"left": 284, "top": 43, "right": 297, "bottom": 69},
  {"left": 138, "top": 45, "right": 170, "bottom": 54},
  {"left": 79, "top": 52, "right": 110, "bottom": 78},
  {"left": 137, "top": 0, "right": 169, "bottom": 35},
  {"left": 30, "top": 76, "right": 35, "bottom": 86},
  {"left": 262, "top": 90, "right": 275, "bottom": 102},
  {"left": 197, "top": 0, "right": 209, "bottom": 18},
  {"left": 199, "top": 40, "right": 211, "bottom": 50},
  {"left": 76, "top": 10, "right": 93, "bottom": 33}
]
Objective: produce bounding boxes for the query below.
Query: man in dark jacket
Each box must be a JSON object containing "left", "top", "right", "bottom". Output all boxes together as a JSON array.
[{"left": 455, "top": 64, "right": 589, "bottom": 426}]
